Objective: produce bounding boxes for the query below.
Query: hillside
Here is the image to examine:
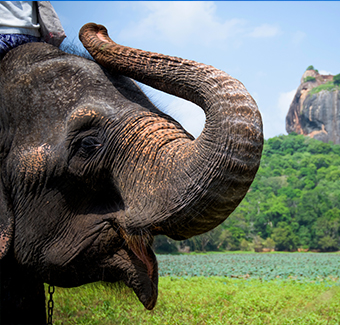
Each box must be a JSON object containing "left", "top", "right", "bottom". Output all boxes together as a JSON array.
[
  {"left": 286, "top": 66, "right": 340, "bottom": 144},
  {"left": 154, "top": 133, "right": 340, "bottom": 253}
]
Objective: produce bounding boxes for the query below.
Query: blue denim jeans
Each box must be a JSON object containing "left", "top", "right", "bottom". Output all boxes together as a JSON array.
[{"left": 0, "top": 34, "right": 40, "bottom": 59}]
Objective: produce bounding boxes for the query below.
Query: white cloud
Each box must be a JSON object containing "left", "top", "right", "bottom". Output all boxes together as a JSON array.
[
  {"left": 319, "top": 70, "right": 333, "bottom": 75},
  {"left": 119, "top": 2, "right": 283, "bottom": 46},
  {"left": 278, "top": 89, "right": 296, "bottom": 119},
  {"left": 119, "top": 2, "right": 211, "bottom": 45},
  {"left": 248, "top": 24, "right": 280, "bottom": 38}
]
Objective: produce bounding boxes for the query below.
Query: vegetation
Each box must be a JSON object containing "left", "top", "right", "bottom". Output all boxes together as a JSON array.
[
  {"left": 51, "top": 279, "right": 340, "bottom": 325},
  {"left": 333, "top": 73, "right": 340, "bottom": 86},
  {"left": 306, "top": 65, "right": 318, "bottom": 73},
  {"left": 50, "top": 253, "right": 340, "bottom": 324},
  {"left": 154, "top": 133, "right": 340, "bottom": 253},
  {"left": 308, "top": 80, "right": 340, "bottom": 96},
  {"left": 304, "top": 76, "right": 316, "bottom": 83},
  {"left": 157, "top": 253, "right": 340, "bottom": 280},
  {"left": 304, "top": 71, "right": 340, "bottom": 96}
]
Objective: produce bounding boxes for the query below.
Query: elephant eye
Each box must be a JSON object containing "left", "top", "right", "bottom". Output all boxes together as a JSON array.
[{"left": 80, "top": 136, "right": 102, "bottom": 150}]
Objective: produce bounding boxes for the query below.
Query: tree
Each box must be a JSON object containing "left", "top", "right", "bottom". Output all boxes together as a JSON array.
[
  {"left": 333, "top": 73, "right": 340, "bottom": 86},
  {"left": 191, "top": 133, "right": 340, "bottom": 253},
  {"left": 216, "top": 229, "right": 233, "bottom": 250},
  {"left": 263, "top": 237, "right": 276, "bottom": 250},
  {"left": 313, "top": 208, "right": 340, "bottom": 251},
  {"left": 297, "top": 226, "right": 311, "bottom": 248},
  {"left": 325, "top": 166, "right": 340, "bottom": 182},
  {"left": 240, "top": 239, "right": 252, "bottom": 251},
  {"left": 307, "top": 140, "right": 332, "bottom": 154},
  {"left": 153, "top": 235, "right": 178, "bottom": 254},
  {"left": 216, "top": 227, "right": 245, "bottom": 251},
  {"left": 260, "top": 195, "right": 291, "bottom": 227},
  {"left": 271, "top": 222, "right": 299, "bottom": 251},
  {"left": 252, "top": 234, "right": 264, "bottom": 252},
  {"left": 318, "top": 236, "right": 338, "bottom": 251}
]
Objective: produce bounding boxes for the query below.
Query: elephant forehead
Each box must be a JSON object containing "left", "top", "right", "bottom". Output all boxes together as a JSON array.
[
  {"left": 69, "top": 107, "right": 100, "bottom": 121},
  {"left": 16, "top": 144, "right": 50, "bottom": 174}
]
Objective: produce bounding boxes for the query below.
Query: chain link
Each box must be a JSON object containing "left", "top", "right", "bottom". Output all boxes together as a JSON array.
[{"left": 47, "top": 285, "right": 55, "bottom": 325}]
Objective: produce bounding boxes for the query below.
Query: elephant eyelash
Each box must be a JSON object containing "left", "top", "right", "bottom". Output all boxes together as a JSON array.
[{"left": 80, "top": 136, "right": 103, "bottom": 149}]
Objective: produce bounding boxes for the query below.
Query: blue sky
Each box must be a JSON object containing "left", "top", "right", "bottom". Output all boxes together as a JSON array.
[{"left": 51, "top": 1, "right": 340, "bottom": 139}]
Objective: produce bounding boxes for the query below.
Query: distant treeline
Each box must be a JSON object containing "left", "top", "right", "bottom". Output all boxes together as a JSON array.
[{"left": 154, "top": 133, "right": 340, "bottom": 253}]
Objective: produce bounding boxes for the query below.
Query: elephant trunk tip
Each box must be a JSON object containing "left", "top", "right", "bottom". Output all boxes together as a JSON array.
[{"left": 79, "top": 23, "right": 112, "bottom": 46}]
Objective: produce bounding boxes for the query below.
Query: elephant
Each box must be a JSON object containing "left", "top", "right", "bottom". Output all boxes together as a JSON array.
[{"left": 0, "top": 23, "right": 263, "bottom": 324}]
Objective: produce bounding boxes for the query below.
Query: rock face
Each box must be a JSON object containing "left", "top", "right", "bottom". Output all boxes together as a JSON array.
[{"left": 286, "top": 69, "right": 340, "bottom": 144}]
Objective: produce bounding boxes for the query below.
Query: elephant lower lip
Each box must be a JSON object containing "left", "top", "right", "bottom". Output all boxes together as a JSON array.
[
  {"left": 113, "top": 233, "right": 158, "bottom": 310},
  {"left": 128, "top": 238, "right": 158, "bottom": 309},
  {"left": 125, "top": 255, "right": 158, "bottom": 310}
]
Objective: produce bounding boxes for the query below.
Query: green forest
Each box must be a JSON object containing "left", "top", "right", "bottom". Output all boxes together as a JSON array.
[{"left": 154, "top": 133, "right": 340, "bottom": 253}]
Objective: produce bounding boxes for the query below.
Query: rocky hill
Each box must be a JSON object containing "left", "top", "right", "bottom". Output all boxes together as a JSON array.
[{"left": 286, "top": 67, "right": 340, "bottom": 144}]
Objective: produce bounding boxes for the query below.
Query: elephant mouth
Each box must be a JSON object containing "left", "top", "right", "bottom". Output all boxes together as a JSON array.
[
  {"left": 127, "top": 235, "right": 157, "bottom": 281},
  {"left": 127, "top": 238, "right": 158, "bottom": 310},
  {"left": 111, "top": 229, "right": 158, "bottom": 310}
]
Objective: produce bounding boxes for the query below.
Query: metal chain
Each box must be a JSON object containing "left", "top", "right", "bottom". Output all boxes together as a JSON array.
[{"left": 47, "top": 285, "right": 55, "bottom": 325}]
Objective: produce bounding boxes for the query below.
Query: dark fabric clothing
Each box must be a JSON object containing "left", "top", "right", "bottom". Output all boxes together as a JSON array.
[{"left": 0, "top": 33, "right": 40, "bottom": 59}]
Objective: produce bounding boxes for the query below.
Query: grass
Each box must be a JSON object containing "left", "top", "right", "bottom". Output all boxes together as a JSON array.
[
  {"left": 308, "top": 81, "right": 340, "bottom": 96},
  {"left": 48, "top": 253, "right": 340, "bottom": 324},
  {"left": 49, "top": 277, "right": 340, "bottom": 324}
]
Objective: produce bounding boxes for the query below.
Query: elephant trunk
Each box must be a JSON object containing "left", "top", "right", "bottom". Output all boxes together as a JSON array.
[{"left": 79, "top": 23, "right": 263, "bottom": 240}]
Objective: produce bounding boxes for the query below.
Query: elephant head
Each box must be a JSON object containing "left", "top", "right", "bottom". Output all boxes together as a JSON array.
[{"left": 0, "top": 23, "right": 262, "bottom": 324}]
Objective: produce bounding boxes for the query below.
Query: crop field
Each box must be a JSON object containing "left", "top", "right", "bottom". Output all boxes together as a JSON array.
[
  {"left": 51, "top": 253, "right": 340, "bottom": 325},
  {"left": 157, "top": 253, "right": 340, "bottom": 281}
]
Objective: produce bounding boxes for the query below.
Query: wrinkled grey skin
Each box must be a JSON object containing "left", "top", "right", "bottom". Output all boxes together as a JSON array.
[{"left": 0, "top": 24, "right": 262, "bottom": 325}]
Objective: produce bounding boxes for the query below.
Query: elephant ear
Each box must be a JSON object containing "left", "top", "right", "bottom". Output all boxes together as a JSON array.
[{"left": 0, "top": 181, "right": 14, "bottom": 259}]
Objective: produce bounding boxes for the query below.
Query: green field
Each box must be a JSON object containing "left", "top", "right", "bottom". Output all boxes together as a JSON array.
[
  {"left": 50, "top": 253, "right": 340, "bottom": 325},
  {"left": 157, "top": 253, "right": 340, "bottom": 280}
]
